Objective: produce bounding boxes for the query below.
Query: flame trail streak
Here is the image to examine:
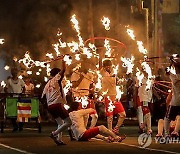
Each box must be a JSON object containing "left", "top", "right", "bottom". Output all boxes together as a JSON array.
[{"left": 71, "top": 14, "right": 84, "bottom": 48}]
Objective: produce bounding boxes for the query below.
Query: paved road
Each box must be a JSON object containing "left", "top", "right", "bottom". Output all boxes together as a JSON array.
[{"left": 0, "top": 123, "right": 180, "bottom": 154}]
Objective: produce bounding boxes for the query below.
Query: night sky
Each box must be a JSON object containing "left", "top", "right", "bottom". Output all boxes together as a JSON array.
[{"left": 0, "top": 0, "right": 153, "bottom": 65}]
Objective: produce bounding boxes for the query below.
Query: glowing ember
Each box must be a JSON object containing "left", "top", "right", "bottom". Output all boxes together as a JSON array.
[{"left": 101, "top": 17, "right": 110, "bottom": 31}]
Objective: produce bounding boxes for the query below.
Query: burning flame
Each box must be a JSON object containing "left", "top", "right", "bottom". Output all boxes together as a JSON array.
[
  {"left": 126, "top": 29, "right": 135, "bottom": 40},
  {"left": 1, "top": 81, "right": 6, "bottom": 88},
  {"left": 121, "top": 56, "right": 135, "bottom": 74},
  {"left": 116, "top": 86, "right": 124, "bottom": 100},
  {"left": 63, "top": 55, "right": 72, "bottom": 65},
  {"left": 63, "top": 78, "right": 72, "bottom": 96},
  {"left": 136, "top": 68, "right": 144, "bottom": 86},
  {"left": 71, "top": 14, "right": 84, "bottom": 47},
  {"left": 104, "top": 39, "right": 111, "bottom": 57},
  {"left": 4, "top": 65, "right": 10, "bottom": 70},
  {"left": 107, "top": 96, "right": 115, "bottom": 112},
  {"left": 95, "top": 71, "right": 102, "bottom": 90},
  {"left": 101, "top": 17, "right": 110, "bottom": 31},
  {"left": 0, "top": 39, "right": 5, "bottom": 44}
]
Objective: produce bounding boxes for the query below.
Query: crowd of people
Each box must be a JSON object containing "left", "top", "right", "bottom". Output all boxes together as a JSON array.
[{"left": 0, "top": 54, "right": 179, "bottom": 146}]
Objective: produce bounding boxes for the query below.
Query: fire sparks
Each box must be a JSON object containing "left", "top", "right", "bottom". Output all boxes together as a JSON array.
[
  {"left": 121, "top": 56, "right": 135, "bottom": 74},
  {"left": 101, "top": 17, "right": 110, "bottom": 31}
]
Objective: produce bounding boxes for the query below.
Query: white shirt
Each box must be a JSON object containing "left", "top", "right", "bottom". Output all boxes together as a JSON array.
[
  {"left": 170, "top": 73, "right": 180, "bottom": 106},
  {"left": 69, "top": 108, "right": 94, "bottom": 140},
  {"left": 71, "top": 71, "right": 94, "bottom": 97},
  {"left": 100, "top": 68, "right": 116, "bottom": 96},
  {"left": 6, "top": 78, "right": 25, "bottom": 93},
  {"left": 42, "top": 73, "right": 67, "bottom": 106},
  {"left": 136, "top": 77, "right": 153, "bottom": 103}
]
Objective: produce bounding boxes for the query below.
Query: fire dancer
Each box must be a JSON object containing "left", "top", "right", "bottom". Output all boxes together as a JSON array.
[
  {"left": 71, "top": 62, "right": 98, "bottom": 128},
  {"left": 42, "top": 59, "right": 72, "bottom": 145},
  {"left": 100, "top": 59, "right": 126, "bottom": 134},
  {"left": 134, "top": 67, "right": 154, "bottom": 135},
  {"left": 164, "top": 55, "right": 180, "bottom": 138}
]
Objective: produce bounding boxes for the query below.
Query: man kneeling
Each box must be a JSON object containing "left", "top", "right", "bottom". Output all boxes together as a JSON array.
[{"left": 69, "top": 107, "right": 126, "bottom": 142}]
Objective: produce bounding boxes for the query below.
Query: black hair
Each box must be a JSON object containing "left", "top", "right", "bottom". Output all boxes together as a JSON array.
[
  {"left": 103, "top": 59, "right": 112, "bottom": 67},
  {"left": 50, "top": 68, "right": 61, "bottom": 77}
]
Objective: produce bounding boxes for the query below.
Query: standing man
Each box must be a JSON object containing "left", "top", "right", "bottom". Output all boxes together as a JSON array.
[
  {"left": 100, "top": 60, "right": 126, "bottom": 134},
  {"left": 42, "top": 59, "right": 72, "bottom": 145},
  {"left": 4, "top": 68, "right": 25, "bottom": 132}
]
